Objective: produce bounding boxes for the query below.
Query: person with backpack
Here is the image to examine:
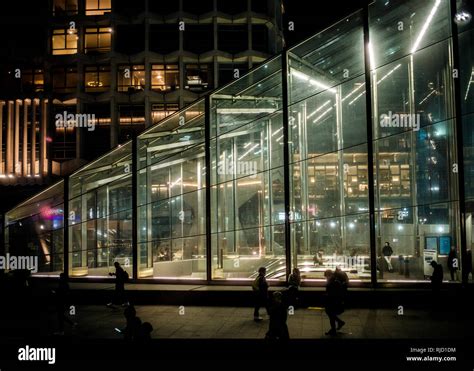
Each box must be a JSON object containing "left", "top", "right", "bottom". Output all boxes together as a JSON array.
[
  {"left": 382, "top": 242, "right": 394, "bottom": 272},
  {"left": 333, "top": 266, "right": 349, "bottom": 290},
  {"left": 107, "top": 261, "right": 129, "bottom": 308},
  {"left": 252, "top": 266, "right": 269, "bottom": 321},
  {"left": 324, "top": 269, "right": 346, "bottom": 336},
  {"left": 287, "top": 267, "right": 301, "bottom": 309}
]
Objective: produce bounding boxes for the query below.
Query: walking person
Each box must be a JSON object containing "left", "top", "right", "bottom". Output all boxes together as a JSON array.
[
  {"left": 252, "top": 267, "right": 269, "bottom": 321},
  {"left": 324, "top": 269, "right": 346, "bottom": 336},
  {"left": 107, "top": 262, "right": 129, "bottom": 308},
  {"left": 447, "top": 247, "right": 458, "bottom": 281},
  {"left": 287, "top": 267, "right": 301, "bottom": 309},
  {"left": 265, "top": 291, "right": 289, "bottom": 341},
  {"left": 53, "top": 273, "right": 77, "bottom": 335},
  {"left": 430, "top": 260, "right": 443, "bottom": 292},
  {"left": 382, "top": 242, "right": 394, "bottom": 272}
]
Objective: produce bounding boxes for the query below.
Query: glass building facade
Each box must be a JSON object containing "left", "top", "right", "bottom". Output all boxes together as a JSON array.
[{"left": 4, "top": 0, "right": 474, "bottom": 285}]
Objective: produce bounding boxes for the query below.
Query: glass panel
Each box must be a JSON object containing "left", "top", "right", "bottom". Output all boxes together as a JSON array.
[
  {"left": 369, "top": 0, "right": 451, "bottom": 69},
  {"left": 210, "top": 56, "right": 286, "bottom": 280},
  {"left": 287, "top": 11, "right": 370, "bottom": 281},
  {"left": 68, "top": 142, "right": 133, "bottom": 277},
  {"left": 458, "top": 11, "right": 474, "bottom": 283},
  {"left": 137, "top": 101, "right": 206, "bottom": 279},
  {"left": 370, "top": 0, "right": 460, "bottom": 283},
  {"left": 4, "top": 181, "right": 65, "bottom": 275}
]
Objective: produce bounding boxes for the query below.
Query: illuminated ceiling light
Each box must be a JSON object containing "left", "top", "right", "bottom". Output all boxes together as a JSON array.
[
  {"left": 238, "top": 143, "right": 259, "bottom": 161},
  {"left": 312, "top": 106, "right": 333, "bottom": 123},
  {"left": 307, "top": 99, "right": 331, "bottom": 119},
  {"left": 271, "top": 127, "right": 283, "bottom": 137},
  {"left": 454, "top": 6, "right": 472, "bottom": 25},
  {"left": 410, "top": 0, "right": 442, "bottom": 54},
  {"left": 330, "top": 221, "right": 336, "bottom": 228},
  {"left": 291, "top": 70, "right": 336, "bottom": 93},
  {"left": 464, "top": 68, "right": 474, "bottom": 100}
]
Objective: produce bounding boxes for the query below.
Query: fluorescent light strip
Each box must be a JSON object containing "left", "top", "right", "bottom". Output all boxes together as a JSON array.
[
  {"left": 377, "top": 64, "right": 401, "bottom": 84},
  {"left": 465, "top": 68, "right": 474, "bottom": 101},
  {"left": 348, "top": 91, "right": 366, "bottom": 106},
  {"left": 307, "top": 100, "right": 332, "bottom": 119},
  {"left": 410, "top": 0, "right": 441, "bottom": 54},
  {"left": 348, "top": 63, "right": 401, "bottom": 106},
  {"left": 312, "top": 106, "right": 333, "bottom": 123},
  {"left": 291, "top": 70, "right": 337, "bottom": 93},
  {"left": 238, "top": 143, "right": 259, "bottom": 161},
  {"left": 271, "top": 127, "right": 283, "bottom": 137},
  {"left": 341, "top": 83, "right": 365, "bottom": 102},
  {"left": 169, "top": 177, "right": 182, "bottom": 188},
  {"left": 419, "top": 89, "right": 437, "bottom": 105}
]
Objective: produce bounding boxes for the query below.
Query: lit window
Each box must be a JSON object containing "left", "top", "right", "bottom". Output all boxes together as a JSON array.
[
  {"left": 52, "top": 29, "right": 78, "bottom": 55},
  {"left": 85, "top": 27, "right": 112, "bottom": 54},
  {"left": 52, "top": 0, "right": 78, "bottom": 15},
  {"left": 53, "top": 66, "right": 77, "bottom": 93},
  {"left": 22, "top": 69, "right": 44, "bottom": 92},
  {"left": 151, "top": 64, "right": 179, "bottom": 91},
  {"left": 85, "top": 66, "right": 111, "bottom": 92},
  {"left": 185, "top": 64, "right": 212, "bottom": 91},
  {"left": 117, "top": 65, "right": 145, "bottom": 92},
  {"left": 151, "top": 103, "right": 179, "bottom": 124},
  {"left": 119, "top": 105, "right": 145, "bottom": 125},
  {"left": 86, "top": 0, "right": 111, "bottom": 15}
]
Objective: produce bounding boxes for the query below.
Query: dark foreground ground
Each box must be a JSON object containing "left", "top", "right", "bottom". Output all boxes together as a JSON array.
[{"left": 0, "top": 279, "right": 473, "bottom": 369}]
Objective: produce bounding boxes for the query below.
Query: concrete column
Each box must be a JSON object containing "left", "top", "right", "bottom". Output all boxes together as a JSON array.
[
  {"left": 31, "top": 100, "right": 37, "bottom": 176},
  {"left": 6, "top": 101, "right": 14, "bottom": 174},
  {"left": 39, "top": 99, "right": 47, "bottom": 177},
  {"left": 14, "top": 100, "right": 21, "bottom": 175},
  {"left": 22, "top": 100, "right": 29, "bottom": 177}
]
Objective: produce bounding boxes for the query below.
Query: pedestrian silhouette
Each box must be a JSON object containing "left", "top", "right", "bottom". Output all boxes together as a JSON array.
[
  {"left": 287, "top": 267, "right": 301, "bottom": 309},
  {"left": 107, "top": 262, "right": 129, "bottom": 308},
  {"left": 324, "top": 269, "right": 346, "bottom": 336},
  {"left": 430, "top": 260, "right": 443, "bottom": 292},
  {"left": 252, "top": 266, "right": 269, "bottom": 321},
  {"left": 265, "top": 291, "right": 289, "bottom": 341}
]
